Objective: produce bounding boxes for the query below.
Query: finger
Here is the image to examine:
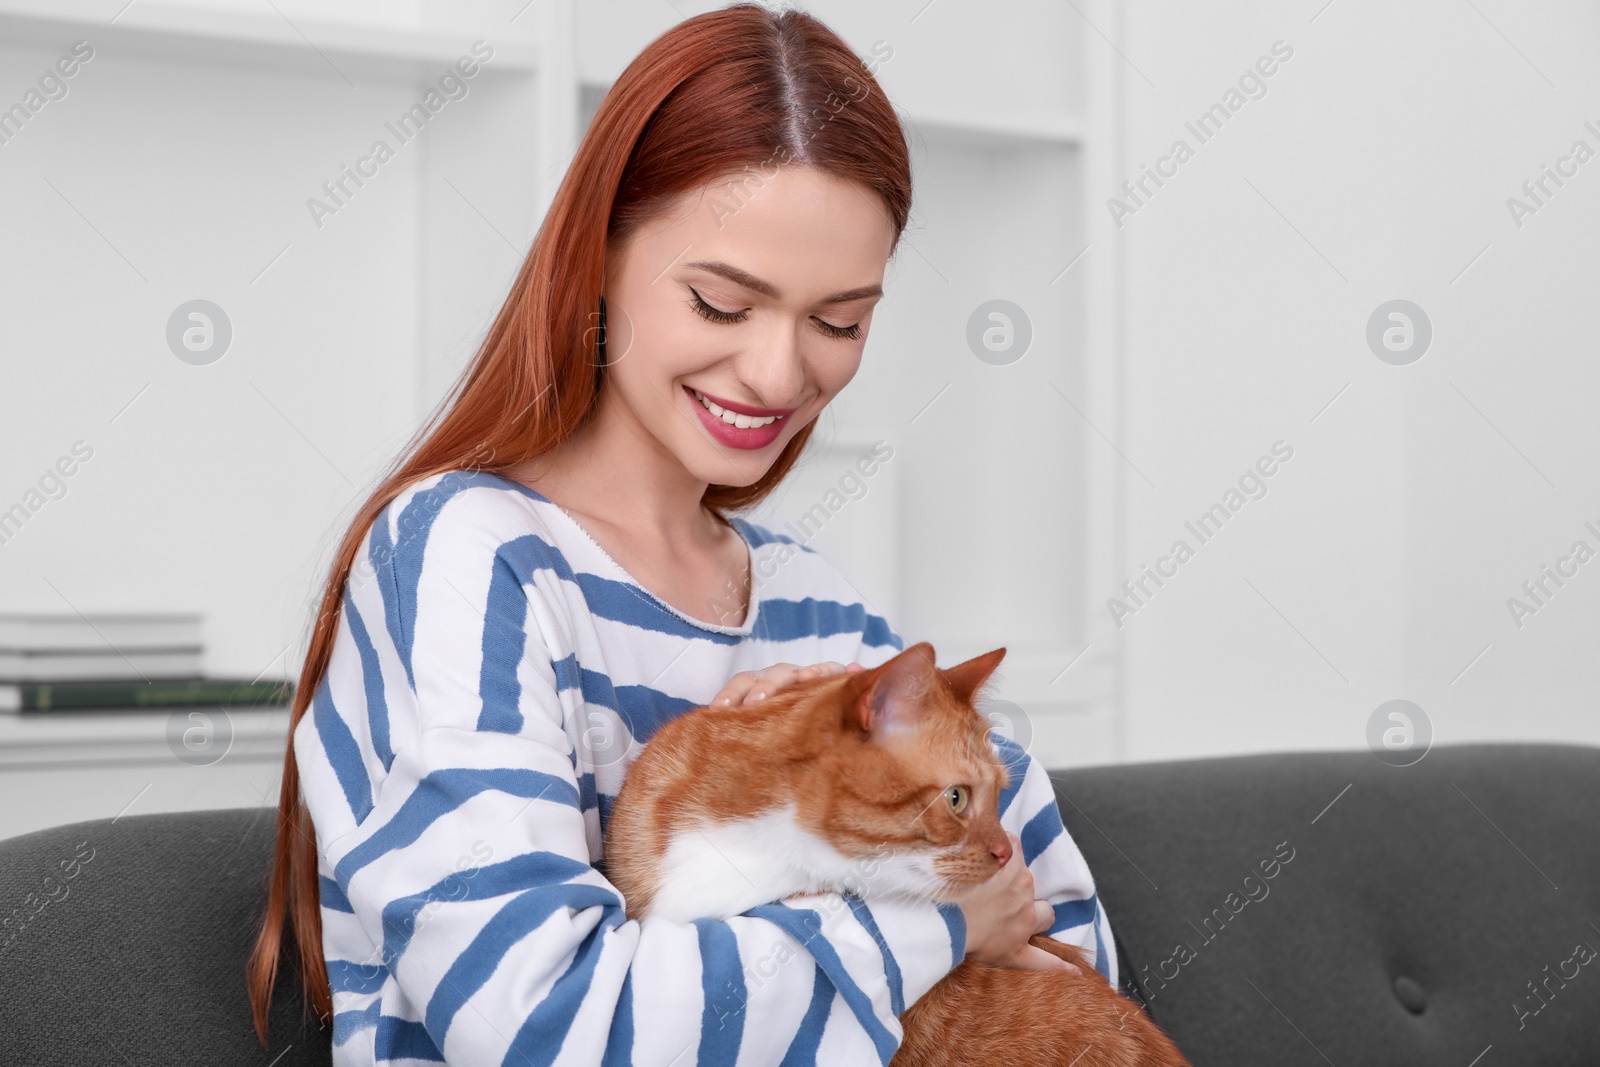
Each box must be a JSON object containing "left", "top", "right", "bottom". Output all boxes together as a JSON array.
[
  {"left": 843, "top": 662, "right": 865, "bottom": 673},
  {"left": 744, "top": 664, "right": 802, "bottom": 705},
  {"left": 1012, "top": 944, "right": 1081, "bottom": 974},
  {"left": 1033, "top": 899, "right": 1055, "bottom": 933},
  {"left": 711, "top": 686, "right": 752, "bottom": 708}
]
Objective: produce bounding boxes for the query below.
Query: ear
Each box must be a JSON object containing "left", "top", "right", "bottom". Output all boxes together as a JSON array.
[
  {"left": 853, "top": 642, "right": 938, "bottom": 742},
  {"left": 940, "top": 647, "right": 1006, "bottom": 706}
]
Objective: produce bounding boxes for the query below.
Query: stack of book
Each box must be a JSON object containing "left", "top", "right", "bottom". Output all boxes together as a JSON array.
[{"left": 0, "top": 613, "right": 293, "bottom": 713}]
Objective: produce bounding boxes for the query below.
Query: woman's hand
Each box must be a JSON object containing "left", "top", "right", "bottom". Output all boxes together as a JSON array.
[
  {"left": 710, "top": 660, "right": 865, "bottom": 707},
  {"left": 948, "top": 832, "right": 1081, "bottom": 974}
]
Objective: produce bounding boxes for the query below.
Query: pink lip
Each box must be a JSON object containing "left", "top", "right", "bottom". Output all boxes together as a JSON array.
[{"left": 683, "top": 385, "right": 790, "bottom": 450}]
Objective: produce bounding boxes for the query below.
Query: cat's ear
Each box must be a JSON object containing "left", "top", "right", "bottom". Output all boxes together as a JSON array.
[
  {"left": 853, "top": 642, "right": 938, "bottom": 741},
  {"left": 940, "top": 647, "right": 1006, "bottom": 706}
]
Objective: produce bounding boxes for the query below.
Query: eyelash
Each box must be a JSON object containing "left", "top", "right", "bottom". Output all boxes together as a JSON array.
[{"left": 688, "top": 287, "right": 863, "bottom": 341}]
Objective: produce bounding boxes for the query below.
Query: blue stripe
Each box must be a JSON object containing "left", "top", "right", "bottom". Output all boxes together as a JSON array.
[
  {"left": 1049, "top": 892, "right": 1098, "bottom": 935},
  {"left": 575, "top": 571, "right": 740, "bottom": 643},
  {"left": 501, "top": 912, "right": 626, "bottom": 1067},
  {"left": 378, "top": 849, "right": 598, "bottom": 968},
  {"left": 936, "top": 901, "right": 966, "bottom": 967},
  {"left": 421, "top": 882, "right": 620, "bottom": 1051},
  {"left": 334, "top": 768, "right": 579, "bottom": 885},
  {"left": 375, "top": 1015, "right": 444, "bottom": 1062},
  {"left": 845, "top": 897, "right": 902, "bottom": 1015},
  {"left": 729, "top": 517, "right": 816, "bottom": 551},
  {"left": 752, "top": 598, "right": 895, "bottom": 644},
  {"left": 861, "top": 612, "right": 902, "bottom": 650},
  {"left": 612, "top": 682, "right": 699, "bottom": 746},
  {"left": 333, "top": 1003, "right": 380, "bottom": 1047},
  {"left": 552, "top": 652, "right": 582, "bottom": 692},
  {"left": 1019, "top": 800, "right": 1064, "bottom": 865},
  {"left": 778, "top": 964, "right": 834, "bottom": 1067},
  {"left": 747, "top": 903, "right": 897, "bottom": 1064},
  {"left": 368, "top": 516, "right": 403, "bottom": 700},
  {"left": 384, "top": 470, "right": 546, "bottom": 690},
  {"left": 389, "top": 477, "right": 471, "bottom": 689},
  {"left": 320, "top": 875, "right": 354, "bottom": 913},
  {"left": 990, "top": 732, "right": 1031, "bottom": 820},
  {"left": 694, "top": 918, "right": 748, "bottom": 1066},
  {"left": 343, "top": 589, "right": 394, "bottom": 772},
  {"left": 327, "top": 957, "right": 387, "bottom": 995},
  {"left": 477, "top": 548, "right": 530, "bottom": 734},
  {"left": 313, "top": 676, "right": 373, "bottom": 823},
  {"left": 1093, "top": 902, "right": 1109, "bottom": 980},
  {"left": 600, "top": 970, "right": 635, "bottom": 1067}
]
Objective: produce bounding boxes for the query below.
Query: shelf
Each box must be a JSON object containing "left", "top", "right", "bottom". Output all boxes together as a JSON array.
[
  {"left": 0, "top": 705, "right": 291, "bottom": 771},
  {"left": 901, "top": 107, "right": 1085, "bottom": 149},
  {"left": 0, "top": 1, "right": 539, "bottom": 76}
]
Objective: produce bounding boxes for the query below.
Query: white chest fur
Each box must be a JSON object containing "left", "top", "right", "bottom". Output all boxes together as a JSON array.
[{"left": 646, "top": 802, "right": 948, "bottom": 923}]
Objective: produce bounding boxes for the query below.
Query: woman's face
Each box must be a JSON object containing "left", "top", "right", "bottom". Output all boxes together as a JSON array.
[{"left": 598, "top": 164, "right": 896, "bottom": 489}]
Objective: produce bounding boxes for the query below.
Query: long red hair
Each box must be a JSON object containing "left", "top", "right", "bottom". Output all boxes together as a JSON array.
[{"left": 246, "top": 2, "right": 913, "bottom": 1042}]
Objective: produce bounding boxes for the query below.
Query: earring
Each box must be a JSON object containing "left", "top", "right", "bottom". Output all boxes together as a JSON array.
[{"left": 597, "top": 295, "right": 608, "bottom": 366}]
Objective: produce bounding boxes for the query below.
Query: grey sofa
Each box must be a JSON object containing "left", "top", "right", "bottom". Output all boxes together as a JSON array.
[{"left": 1, "top": 742, "right": 1596, "bottom": 1064}]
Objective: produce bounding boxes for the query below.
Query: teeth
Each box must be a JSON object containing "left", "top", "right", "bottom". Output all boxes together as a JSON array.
[{"left": 692, "top": 389, "right": 782, "bottom": 429}]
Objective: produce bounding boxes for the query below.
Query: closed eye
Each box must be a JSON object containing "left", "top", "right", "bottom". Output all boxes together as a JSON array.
[{"left": 688, "top": 287, "right": 863, "bottom": 341}]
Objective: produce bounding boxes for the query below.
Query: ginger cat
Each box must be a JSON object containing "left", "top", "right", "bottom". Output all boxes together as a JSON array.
[{"left": 604, "top": 641, "right": 1190, "bottom": 1067}]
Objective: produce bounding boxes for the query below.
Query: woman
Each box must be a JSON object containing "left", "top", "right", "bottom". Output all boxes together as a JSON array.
[{"left": 247, "top": 5, "right": 1115, "bottom": 1063}]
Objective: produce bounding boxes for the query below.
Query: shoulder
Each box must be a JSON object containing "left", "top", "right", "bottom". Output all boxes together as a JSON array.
[
  {"left": 729, "top": 514, "right": 904, "bottom": 654},
  {"left": 361, "top": 469, "right": 570, "bottom": 581}
]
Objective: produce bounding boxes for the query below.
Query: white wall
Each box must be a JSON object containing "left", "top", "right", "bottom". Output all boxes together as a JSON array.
[
  {"left": 3, "top": 0, "right": 1595, "bottom": 793},
  {"left": 1111, "top": 0, "right": 1600, "bottom": 759}
]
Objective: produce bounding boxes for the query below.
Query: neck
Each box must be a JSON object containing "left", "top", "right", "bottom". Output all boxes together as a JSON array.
[{"left": 519, "top": 387, "right": 720, "bottom": 547}]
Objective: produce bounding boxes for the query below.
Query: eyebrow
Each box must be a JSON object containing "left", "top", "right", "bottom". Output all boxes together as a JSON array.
[{"left": 682, "top": 259, "right": 883, "bottom": 305}]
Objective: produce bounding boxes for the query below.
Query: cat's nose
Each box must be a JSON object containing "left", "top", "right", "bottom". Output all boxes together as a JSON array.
[{"left": 991, "top": 838, "right": 1012, "bottom": 865}]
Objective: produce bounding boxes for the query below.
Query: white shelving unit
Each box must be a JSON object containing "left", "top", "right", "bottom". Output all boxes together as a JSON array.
[{"left": 0, "top": 0, "right": 1124, "bottom": 840}]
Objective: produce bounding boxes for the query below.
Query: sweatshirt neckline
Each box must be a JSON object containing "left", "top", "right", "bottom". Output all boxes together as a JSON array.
[{"left": 472, "top": 469, "right": 762, "bottom": 637}]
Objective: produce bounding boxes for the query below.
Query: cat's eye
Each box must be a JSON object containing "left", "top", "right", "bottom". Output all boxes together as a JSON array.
[{"left": 945, "top": 785, "right": 969, "bottom": 815}]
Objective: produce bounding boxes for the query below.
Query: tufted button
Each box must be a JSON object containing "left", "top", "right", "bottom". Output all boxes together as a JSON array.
[{"left": 1394, "top": 975, "right": 1427, "bottom": 1014}]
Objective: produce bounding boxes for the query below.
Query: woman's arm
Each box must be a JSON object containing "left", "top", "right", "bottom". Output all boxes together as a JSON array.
[
  {"left": 989, "top": 733, "right": 1118, "bottom": 986},
  {"left": 299, "top": 505, "right": 966, "bottom": 1064}
]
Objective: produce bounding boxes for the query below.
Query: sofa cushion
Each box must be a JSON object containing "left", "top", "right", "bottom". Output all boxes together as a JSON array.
[
  {"left": 1056, "top": 742, "right": 1600, "bottom": 1065},
  {"left": 0, "top": 805, "right": 331, "bottom": 1065}
]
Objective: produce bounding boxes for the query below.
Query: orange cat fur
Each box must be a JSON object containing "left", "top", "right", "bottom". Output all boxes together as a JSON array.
[{"left": 604, "top": 642, "right": 1190, "bottom": 1067}]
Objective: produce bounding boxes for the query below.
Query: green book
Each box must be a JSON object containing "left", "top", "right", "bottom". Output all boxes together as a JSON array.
[{"left": 0, "top": 678, "right": 295, "bottom": 713}]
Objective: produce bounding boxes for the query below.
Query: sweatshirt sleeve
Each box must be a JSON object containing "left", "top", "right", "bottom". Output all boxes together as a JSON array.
[
  {"left": 992, "top": 733, "right": 1119, "bottom": 987},
  {"left": 303, "top": 501, "right": 967, "bottom": 1066}
]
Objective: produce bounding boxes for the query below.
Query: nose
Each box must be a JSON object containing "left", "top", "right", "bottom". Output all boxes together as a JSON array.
[{"left": 991, "top": 836, "right": 1012, "bottom": 866}]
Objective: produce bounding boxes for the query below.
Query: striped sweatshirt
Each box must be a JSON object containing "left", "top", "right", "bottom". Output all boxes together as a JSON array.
[{"left": 294, "top": 469, "right": 1117, "bottom": 1067}]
